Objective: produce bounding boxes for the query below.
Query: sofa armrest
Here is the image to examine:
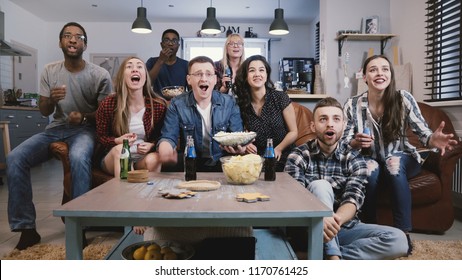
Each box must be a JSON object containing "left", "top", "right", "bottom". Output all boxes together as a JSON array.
[
  {"left": 49, "top": 141, "right": 72, "bottom": 204},
  {"left": 430, "top": 140, "right": 462, "bottom": 181},
  {"left": 50, "top": 141, "right": 69, "bottom": 162}
]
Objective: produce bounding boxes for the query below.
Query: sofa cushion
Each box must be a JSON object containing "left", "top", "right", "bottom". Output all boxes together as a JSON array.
[
  {"left": 292, "top": 102, "right": 315, "bottom": 146},
  {"left": 409, "top": 170, "right": 441, "bottom": 205},
  {"left": 378, "top": 169, "right": 441, "bottom": 207}
]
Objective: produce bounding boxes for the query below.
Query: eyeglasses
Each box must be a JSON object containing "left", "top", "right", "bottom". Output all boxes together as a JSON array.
[
  {"left": 227, "top": 42, "right": 244, "bottom": 47},
  {"left": 162, "top": 38, "right": 179, "bottom": 45},
  {"left": 62, "top": 33, "right": 86, "bottom": 42},
  {"left": 189, "top": 72, "right": 215, "bottom": 79}
]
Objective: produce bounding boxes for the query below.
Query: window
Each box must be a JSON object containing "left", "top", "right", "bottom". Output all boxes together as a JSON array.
[
  {"left": 425, "top": 0, "right": 461, "bottom": 102},
  {"left": 315, "top": 22, "right": 320, "bottom": 64},
  {"left": 182, "top": 38, "right": 269, "bottom": 62}
]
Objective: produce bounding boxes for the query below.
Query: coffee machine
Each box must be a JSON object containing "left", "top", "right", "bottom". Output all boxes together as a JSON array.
[{"left": 279, "top": 57, "right": 315, "bottom": 93}]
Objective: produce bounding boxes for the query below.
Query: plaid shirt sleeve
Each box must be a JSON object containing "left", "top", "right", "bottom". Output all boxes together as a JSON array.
[
  {"left": 96, "top": 95, "right": 117, "bottom": 150},
  {"left": 338, "top": 150, "right": 368, "bottom": 211},
  {"left": 284, "top": 141, "right": 319, "bottom": 188}
]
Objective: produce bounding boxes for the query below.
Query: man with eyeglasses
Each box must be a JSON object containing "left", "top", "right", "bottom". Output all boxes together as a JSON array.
[
  {"left": 158, "top": 56, "right": 246, "bottom": 172},
  {"left": 146, "top": 29, "right": 188, "bottom": 98},
  {"left": 6, "top": 22, "right": 113, "bottom": 250}
]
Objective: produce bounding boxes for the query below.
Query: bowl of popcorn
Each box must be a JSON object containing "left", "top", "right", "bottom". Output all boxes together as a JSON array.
[
  {"left": 220, "top": 154, "right": 263, "bottom": 185},
  {"left": 161, "top": 86, "right": 185, "bottom": 99}
]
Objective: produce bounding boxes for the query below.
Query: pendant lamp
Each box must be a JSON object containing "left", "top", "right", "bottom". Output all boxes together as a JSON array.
[
  {"left": 201, "top": 0, "right": 221, "bottom": 35},
  {"left": 269, "top": 0, "right": 289, "bottom": 35},
  {"left": 132, "top": 0, "right": 152, "bottom": 34}
]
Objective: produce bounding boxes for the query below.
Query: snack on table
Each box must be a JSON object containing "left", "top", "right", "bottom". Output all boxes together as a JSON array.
[
  {"left": 220, "top": 154, "right": 263, "bottom": 185},
  {"left": 213, "top": 131, "right": 256, "bottom": 146},
  {"left": 159, "top": 189, "right": 197, "bottom": 199},
  {"left": 236, "top": 192, "right": 271, "bottom": 203},
  {"left": 127, "top": 169, "right": 149, "bottom": 183},
  {"left": 177, "top": 180, "right": 221, "bottom": 191}
]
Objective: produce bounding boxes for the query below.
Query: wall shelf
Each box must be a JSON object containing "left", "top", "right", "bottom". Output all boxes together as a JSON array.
[
  {"left": 287, "top": 93, "right": 326, "bottom": 100},
  {"left": 335, "top": 34, "right": 397, "bottom": 56}
]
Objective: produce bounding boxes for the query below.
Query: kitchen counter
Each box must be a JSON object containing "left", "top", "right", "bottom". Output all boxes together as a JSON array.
[{"left": 0, "top": 105, "right": 39, "bottom": 111}]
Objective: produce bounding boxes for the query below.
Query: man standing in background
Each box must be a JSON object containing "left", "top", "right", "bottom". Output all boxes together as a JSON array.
[{"left": 146, "top": 29, "right": 188, "bottom": 98}]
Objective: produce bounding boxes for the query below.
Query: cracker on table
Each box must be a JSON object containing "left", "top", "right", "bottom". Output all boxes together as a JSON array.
[{"left": 236, "top": 192, "right": 270, "bottom": 203}]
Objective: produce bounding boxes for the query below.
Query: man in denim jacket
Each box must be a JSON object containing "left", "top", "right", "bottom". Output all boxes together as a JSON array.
[{"left": 158, "top": 56, "right": 245, "bottom": 171}]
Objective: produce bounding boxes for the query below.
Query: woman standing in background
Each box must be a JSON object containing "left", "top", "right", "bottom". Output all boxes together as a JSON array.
[{"left": 214, "top": 33, "right": 246, "bottom": 95}]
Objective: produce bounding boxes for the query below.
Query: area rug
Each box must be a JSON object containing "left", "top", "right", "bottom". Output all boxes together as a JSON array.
[
  {"left": 399, "top": 240, "right": 462, "bottom": 260},
  {"left": 1, "top": 243, "right": 113, "bottom": 260},
  {"left": 2, "top": 240, "right": 461, "bottom": 260}
]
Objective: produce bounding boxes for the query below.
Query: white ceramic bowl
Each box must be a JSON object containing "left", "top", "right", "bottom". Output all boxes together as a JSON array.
[{"left": 161, "top": 86, "right": 185, "bottom": 98}]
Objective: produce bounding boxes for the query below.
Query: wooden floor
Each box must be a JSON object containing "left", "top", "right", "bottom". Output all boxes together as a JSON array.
[{"left": 1, "top": 159, "right": 461, "bottom": 259}]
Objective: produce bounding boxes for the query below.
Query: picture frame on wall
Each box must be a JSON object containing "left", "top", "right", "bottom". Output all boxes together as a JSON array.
[
  {"left": 90, "top": 53, "right": 136, "bottom": 81},
  {"left": 363, "top": 16, "right": 379, "bottom": 34}
]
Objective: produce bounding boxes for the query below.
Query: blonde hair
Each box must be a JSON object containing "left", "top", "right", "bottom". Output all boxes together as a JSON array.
[
  {"left": 112, "top": 56, "right": 167, "bottom": 136},
  {"left": 220, "top": 34, "right": 246, "bottom": 70}
]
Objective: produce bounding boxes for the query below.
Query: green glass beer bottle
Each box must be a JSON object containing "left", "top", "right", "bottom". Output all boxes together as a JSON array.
[{"left": 120, "top": 139, "right": 131, "bottom": 179}]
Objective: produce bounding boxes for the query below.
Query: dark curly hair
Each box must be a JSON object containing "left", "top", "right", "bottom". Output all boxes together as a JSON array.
[{"left": 233, "top": 55, "right": 275, "bottom": 129}]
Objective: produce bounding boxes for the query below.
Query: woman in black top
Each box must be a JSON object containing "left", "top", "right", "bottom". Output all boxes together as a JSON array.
[{"left": 234, "top": 55, "right": 298, "bottom": 171}]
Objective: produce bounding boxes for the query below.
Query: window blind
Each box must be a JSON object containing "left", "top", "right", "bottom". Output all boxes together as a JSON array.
[
  {"left": 425, "top": 0, "right": 461, "bottom": 101},
  {"left": 315, "top": 22, "right": 320, "bottom": 64}
]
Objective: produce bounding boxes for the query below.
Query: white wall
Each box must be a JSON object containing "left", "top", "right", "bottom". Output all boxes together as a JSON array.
[
  {"left": 389, "top": 0, "right": 462, "bottom": 132},
  {"left": 320, "top": 0, "right": 392, "bottom": 106},
  {"left": 390, "top": 0, "right": 426, "bottom": 102}
]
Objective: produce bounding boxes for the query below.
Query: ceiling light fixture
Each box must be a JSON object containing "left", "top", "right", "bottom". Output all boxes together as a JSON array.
[
  {"left": 131, "top": 0, "right": 152, "bottom": 34},
  {"left": 201, "top": 0, "right": 221, "bottom": 35},
  {"left": 269, "top": 0, "right": 289, "bottom": 35}
]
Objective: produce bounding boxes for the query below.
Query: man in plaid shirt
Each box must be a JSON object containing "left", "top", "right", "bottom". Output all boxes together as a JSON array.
[{"left": 284, "top": 97, "right": 408, "bottom": 260}]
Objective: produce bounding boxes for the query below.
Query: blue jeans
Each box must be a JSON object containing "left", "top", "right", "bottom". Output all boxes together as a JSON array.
[
  {"left": 309, "top": 179, "right": 408, "bottom": 259},
  {"left": 363, "top": 153, "right": 421, "bottom": 232},
  {"left": 7, "top": 124, "right": 95, "bottom": 231}
]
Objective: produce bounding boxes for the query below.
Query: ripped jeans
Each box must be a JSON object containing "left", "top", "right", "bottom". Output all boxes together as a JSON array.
[{"left": 362, "top": 152, "right": 421, "bottom": 232}]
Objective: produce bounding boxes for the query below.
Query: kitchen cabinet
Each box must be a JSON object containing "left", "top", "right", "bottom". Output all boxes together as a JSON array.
[
  {"left": 0, "top": 107, "right": 48, "bottom": 163},
  {"left": 336, "top": 34, "right": 397, "bottom": 56}
]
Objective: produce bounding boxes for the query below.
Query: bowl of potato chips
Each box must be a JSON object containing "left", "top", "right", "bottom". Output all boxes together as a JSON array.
[{"left": 220, "top": 154, "right": 263, "bottom": 185}]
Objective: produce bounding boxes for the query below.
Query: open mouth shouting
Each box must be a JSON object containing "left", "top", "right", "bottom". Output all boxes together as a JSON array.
[
  {"left": 325, "top": 130, "right": 336, "bottom": 139},
  {"left": 65, "top": 44, "right": 80, "bottom": 55},
  {"left": 131, "top": 75, "right": 141, "bottom": 82},
  {"left": 199, "top": 85, "right": 209, "bottom": 92}
]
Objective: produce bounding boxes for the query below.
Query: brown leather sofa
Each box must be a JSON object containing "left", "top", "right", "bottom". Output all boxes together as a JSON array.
[
  {"left": 50, "top": 142, "right": 112, "bottom": 204},
  {"left": 375, "top": 102, "right": 462, "bottom": 233},
  {"left": 50, "top": 101, "right": 461, "bottom": 233}
]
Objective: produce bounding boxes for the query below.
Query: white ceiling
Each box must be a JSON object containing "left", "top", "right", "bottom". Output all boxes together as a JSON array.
[{"left": 9, "top": 0, "right": 319, "bottom": 25}]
